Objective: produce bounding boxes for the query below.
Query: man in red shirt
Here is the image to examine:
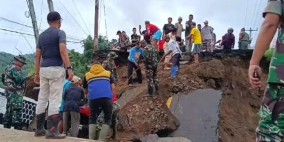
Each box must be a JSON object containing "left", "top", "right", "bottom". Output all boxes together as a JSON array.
[{"left": 145, "top": 21, "right": 162, "bottom": 50}]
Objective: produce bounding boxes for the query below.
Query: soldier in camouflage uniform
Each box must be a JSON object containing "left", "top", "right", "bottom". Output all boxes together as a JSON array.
[
  {"left": 140, "top": 40, "right": 159, "bottom": 96},
  {"left": 102, "top": 52, "right": 119, "bottom": 82},
  {"left": 2, "top": 55, "right": 28, "bottom": 130},
  {"left": 249, "top": 1, "right": 284, "bottom": 141}
]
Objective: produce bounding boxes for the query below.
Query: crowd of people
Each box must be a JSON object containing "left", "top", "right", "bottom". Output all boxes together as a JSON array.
[
  {"left": 115, "top": 15, "right": 251, "bottom": 64},
  {"left": 1, "top": 11, "right": 254, "bottom": 142}
]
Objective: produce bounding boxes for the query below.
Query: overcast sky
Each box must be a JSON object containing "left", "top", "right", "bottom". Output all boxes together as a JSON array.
[{"left": 0, "top": 0, "right": 267, "bottom": 55}]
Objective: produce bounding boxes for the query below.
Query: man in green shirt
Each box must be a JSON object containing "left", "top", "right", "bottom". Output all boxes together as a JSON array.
[
  {"left": 239, "top": 28, "right": 250, "bottom": 50},
  {"left": 249, "top": 1, "right": 284, "bottom": 141}
]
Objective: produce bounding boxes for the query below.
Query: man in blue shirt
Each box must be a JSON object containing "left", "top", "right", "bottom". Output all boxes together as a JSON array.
[
  {"left": 83, "top": 62, "right": 114, "bottom": 141},
  {"left": 127, "top": 42, "right": 144, "bottom": 86}
]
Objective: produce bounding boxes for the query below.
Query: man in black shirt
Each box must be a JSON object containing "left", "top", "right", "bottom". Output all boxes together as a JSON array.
[
  {"left": 163, "top": 17, "right": 175, "bottom": 36},
  {"left": 131, "top": 28, "right": 140, "bottom": 46}
]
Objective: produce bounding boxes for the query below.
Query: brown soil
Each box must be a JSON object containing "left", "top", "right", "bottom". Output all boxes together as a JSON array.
[
  {"left": 23, "top": 57, "right": 265, "bottom": 142},
  {"left": 116, "top": 58, "right": 266, "bottom": 142}
]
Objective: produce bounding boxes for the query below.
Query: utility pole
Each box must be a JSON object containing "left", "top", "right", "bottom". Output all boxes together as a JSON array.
[
  {"left": 27, "top": 0, "right": 39, "bottom": 46},
  {"left": 94, "top": 0, "right": 99, "bottom": 51},
  {"left": 47, "top": 0, "right": 54, "bottom": 12},
  {"left": 245, "top": 27, "right": 258, "bottom": 47}
]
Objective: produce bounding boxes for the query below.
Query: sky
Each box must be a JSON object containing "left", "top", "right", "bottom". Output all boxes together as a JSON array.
[{"left": 0, "top": 0, "right": 268, "bottom": 55}]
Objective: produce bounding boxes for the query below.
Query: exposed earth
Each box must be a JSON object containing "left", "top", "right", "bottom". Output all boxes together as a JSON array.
[{"left": 23, "top": 51, "right": 268, "bottom": 142}]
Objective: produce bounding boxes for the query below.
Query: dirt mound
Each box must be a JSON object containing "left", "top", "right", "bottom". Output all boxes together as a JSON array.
[
  {"left": 117, "top": 86, "right": 180, "bottom": 141},
  {"left": 117, "top": 57, "right": 266, "bottom": 142}
]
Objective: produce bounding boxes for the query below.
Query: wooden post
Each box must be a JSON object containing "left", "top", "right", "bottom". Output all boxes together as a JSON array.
[
  {"left": 94, "top": 0, "right": 99, "bottom": 51},
  {"left": 27, "top": 0, "right": 39, "bottom": 45}
]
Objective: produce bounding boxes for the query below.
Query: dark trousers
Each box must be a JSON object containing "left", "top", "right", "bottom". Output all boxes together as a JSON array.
[
  {"left": 128, "top": 61, "right": 142, "bottom": 85},
  {"left": 89, "top": 98, "right": 112, "bottom": 125},
  {"left": 172, "top": 54, "right": 181, "bottom": 70}
]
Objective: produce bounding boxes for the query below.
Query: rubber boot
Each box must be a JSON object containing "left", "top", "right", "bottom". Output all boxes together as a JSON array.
[
  {"left": 45, "top": 114, "right": 66, "bottom": 139},
  {"left": 34, "top": 113, "right": 46, "bottom": 136},
  {"left": 13, "top": 123, "right": 22, "bottom": 130},
  {"left": 98, "top": 124, "right": 110, "bottom": 141},
  {"left": 111, "top": 122, "right": 117, "bottom": 139},
  {"left": 89, "top": 124, "right": 97, "bottom": 140}
]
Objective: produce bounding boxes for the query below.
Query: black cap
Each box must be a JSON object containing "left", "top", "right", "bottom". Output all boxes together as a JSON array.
[
  {"left": 47, "top": 11, "right": 62, "bottom": 22},
  {"left": 116, "top": 30, "right": 121, "bottom": 35}
]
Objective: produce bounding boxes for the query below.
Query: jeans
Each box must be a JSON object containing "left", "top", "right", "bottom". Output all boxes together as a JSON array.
[{"left": 171, "top": 54, "right": 181, "bottom": 78}]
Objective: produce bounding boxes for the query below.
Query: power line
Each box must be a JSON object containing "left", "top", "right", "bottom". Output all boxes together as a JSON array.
[
  {"left": 244, "top": 0, "right": 249, "bottom": 26},
  {"left": 39, "top": 0, "right": 44, "bottom": 30},
  {"left": 0, "top": 17, "right": 84, "bottom": 41},
  {"left": 250, "top": 0, "right": 260, "bottom": 28},
  {"left": 58, "top": 0, "right": 89, "bottom": 36},
  {"left": 71, "top": 0, "right": 91, "bottom": 35},
  {"left": 103, "top": 0, "right": 108, "bottom": 38},
  {"left": 0, "top": 17, "right": 33, "bottom": 28},
  {"left": 252, "top": 1, "right": 262, "bottom": 28},
  {"left": 0, "top": 27, "right": 82, "bottom": 44}
]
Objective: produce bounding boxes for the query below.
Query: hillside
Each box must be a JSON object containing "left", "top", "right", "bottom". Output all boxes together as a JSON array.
[{"left": 0, "top": 52, "right": 34, "bottom": 88}]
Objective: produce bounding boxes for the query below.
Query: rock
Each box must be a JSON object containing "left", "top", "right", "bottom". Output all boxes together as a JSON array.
[
  {"left": 140, "top": 134, "right": 159, "bottom": 142},
  {"left": 157, "top": 137, "right": 191, "bottom": 142},
  {"left": 140, "top": 134, "right": 191, "bottom": 142},
  {"left": 207, "top": 79, "right": 216, "bottom": 88},
  {"left": 169, "top": 89, "right": 222, "bottom": 142}
]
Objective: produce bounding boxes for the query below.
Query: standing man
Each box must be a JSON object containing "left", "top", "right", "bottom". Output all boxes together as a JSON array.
[
  {"left": 175, "top": 17, "right": 185, "bottom": 42},
  {"left": 128, "top": 42, "right": 144, "bottom": 86},
  {"left": 160, "top": 35, "right": 182, "bottom": 79},
  {"left": 2, "top": 55, "right": 29, "bottom": 130},
  {"left": 140, "top": 40, "right": 159, "bottom": 96},
  {"left": 139, "top": 25, "right": 151, "bottom": 44},
  {"left": 221, "top": 28, "right": 235, "bottom": 50},
  {"left": 201, "top": 20, "right": 214, "bottom": 52},
  {"left": 117, "top": 31, "right": 128, "bottom": 51},
  {"left": 131, "top": 27, "right": 140, "bottom": 46},
  {"left": 163, "top": 17, "right": 175, "bottom": 36},
  {"left": 102, "top": 52, "right": 119, "bottom": 82},
  {"left": 185, "top": 14, "right": 194, "bottom": 53},
  {"left": 34, "top": 11, "right": 73, "bottom": 139},
  {"left": 239, "top": 28, "right": 250, "bottom": 50},
  {"left": 83, "top": 62, "right": 114, "bottom": 141},
  {"left": 191, "top": 22, "right": 202, "bottom": 64},
  {"left": 249, "top": 1, "right": 284, "bottom": 141},
  {"left": 197, "top": 24, "right": 202, "bottom": 32},
  {"left": 145, "top": 21, "right": 162, "bottom": 51}
]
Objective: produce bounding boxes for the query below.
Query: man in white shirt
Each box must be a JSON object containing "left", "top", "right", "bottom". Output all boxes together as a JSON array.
[
  {"left": 160, "top": 35, "right": 182, "bottom": 78},
  {"left": 201, "top": 20, "right": 214, "bottom": 52}
]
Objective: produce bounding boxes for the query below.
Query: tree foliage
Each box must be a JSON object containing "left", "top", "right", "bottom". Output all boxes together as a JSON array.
[{"left": 70, "top": 35, "right": 115, "bottom": 78}]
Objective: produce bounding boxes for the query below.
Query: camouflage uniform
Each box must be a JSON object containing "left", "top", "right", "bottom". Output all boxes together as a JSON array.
[
  {"left": 102, "top": 52, "right": 119, "bottom": 82},
  {"left": 143, "top": 43, "right": 159, "bottom": 96},
  {"left": 2, "top": 56, "right": 28, "bottom": 129},
  {"left": 256, "top": 1, "right": 284, "bottom": 141}
]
